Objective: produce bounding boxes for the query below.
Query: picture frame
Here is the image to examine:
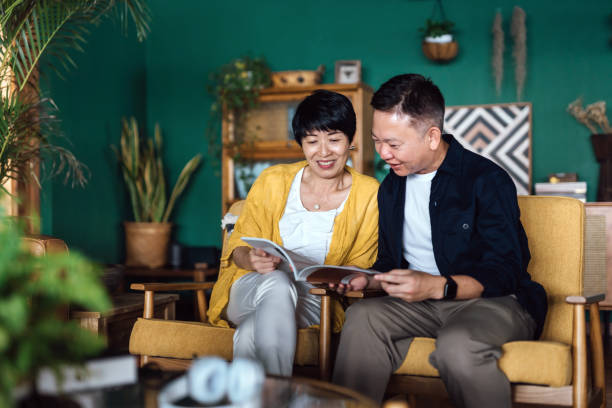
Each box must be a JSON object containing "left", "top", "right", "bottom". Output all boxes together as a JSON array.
[{"left": 334, "top": 60, "right": 361, "bottom": 84}]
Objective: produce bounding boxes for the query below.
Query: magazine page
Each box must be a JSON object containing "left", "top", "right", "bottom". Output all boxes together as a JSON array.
[
  {"left": 240, "top": 237, "right": 318, "bottom": 279},
  {"left": 301, "top": 265, "right": 378, "bottom": 284}
]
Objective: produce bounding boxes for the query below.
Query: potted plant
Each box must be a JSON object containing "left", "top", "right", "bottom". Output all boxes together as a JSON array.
[
  {"left": 419, "top": 0, "right": 458, "bottom": 62},
  {"left": 420, "top": 18, "right": 458, "bottom": 62},
  {"left": 114, "top": 118, "right": 202, "bottom": 268},
  {"left": 206, "top": 56, "right": 272, "bottom": 163},
  {"left": 0, "top": 212, "right": 111, "bottom": 407},
  {"left": 567, "top": 97, "right": 612, "bottom": 201}
]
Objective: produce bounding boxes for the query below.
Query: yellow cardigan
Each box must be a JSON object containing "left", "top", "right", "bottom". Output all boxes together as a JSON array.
[{"left": 207, "top": 161, "right": 379, "bottom": 331}]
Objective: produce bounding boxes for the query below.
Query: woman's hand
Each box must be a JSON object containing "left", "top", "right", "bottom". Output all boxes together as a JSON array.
[
  {"left": 232, "top": 246, "right": 281, "bottom": 274},
  {"left": 248, "top": 248, "right": 281, "bottom": 274}
]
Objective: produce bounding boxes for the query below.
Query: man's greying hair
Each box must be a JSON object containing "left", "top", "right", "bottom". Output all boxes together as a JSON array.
[{"left": 371, "top": 74, "right": 445, "bottom": 132}]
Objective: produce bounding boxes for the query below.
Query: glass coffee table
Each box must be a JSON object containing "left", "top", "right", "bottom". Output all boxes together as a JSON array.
[{"left": 72, "top": 373, "right": 377, "bottom": 408}]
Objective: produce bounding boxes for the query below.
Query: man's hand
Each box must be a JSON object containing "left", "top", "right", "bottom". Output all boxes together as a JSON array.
[
  {"left": 248, "top": 248, "right": 281, "bottom": 274},
  {"left": 329, "top": 272, "right": 370, "bottom": 295},
  {"left": 374, "top": 269, "right": 446, "bottom": 302}
]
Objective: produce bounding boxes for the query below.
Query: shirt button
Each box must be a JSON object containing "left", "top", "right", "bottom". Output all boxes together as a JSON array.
[{"left": 462, "top": 223, "right": 469, "bottom": 230}]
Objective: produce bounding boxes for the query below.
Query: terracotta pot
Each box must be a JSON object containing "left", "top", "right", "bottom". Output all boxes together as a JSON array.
[
  {"left": 422, "top": 40, "right": 458, "bottom": 62},
  {"left": 124, "top": 222, "right": 172, "bottom": 268}
]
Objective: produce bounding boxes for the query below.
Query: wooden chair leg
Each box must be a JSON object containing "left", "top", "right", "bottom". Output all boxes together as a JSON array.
[
  {"left": 589, "top": 303, "right": 606, "bottom": 408},
  {"left": 144, "top": 290, "right": 154, "bottom": 319},
  {"left": 319, "top": 294, "right": 332, "bottom": 381},
  {"left": 573, "top": 304, "right": 588, "bottom": 408},
  {"left": 196, "top": 289, "right": 208, "bottom": 322}
]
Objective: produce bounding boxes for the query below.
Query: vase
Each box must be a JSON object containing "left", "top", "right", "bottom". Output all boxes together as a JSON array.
[
  {"left": 124, "top": 222, "right": 172, "bottom": 268},
  {"left": 590, "top": 133, "right": 612, "bottom": 201}
]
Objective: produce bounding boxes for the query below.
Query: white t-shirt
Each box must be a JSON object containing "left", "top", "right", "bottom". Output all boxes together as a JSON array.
[
  {"left": 402, "top": 171, "right": 440, "bottom": 275},
  {"left": 279, "top": 168, "right": 348, "bottom": 265}
]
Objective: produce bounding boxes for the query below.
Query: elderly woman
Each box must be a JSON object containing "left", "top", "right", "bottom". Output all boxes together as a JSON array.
[{"left": 207, "top": 90, "right": 379, "bottom": 376}]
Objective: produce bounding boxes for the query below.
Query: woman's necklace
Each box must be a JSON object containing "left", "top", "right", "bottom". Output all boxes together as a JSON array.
[{"left": 304, "top": 168, "right": 350, "bottom": 211}]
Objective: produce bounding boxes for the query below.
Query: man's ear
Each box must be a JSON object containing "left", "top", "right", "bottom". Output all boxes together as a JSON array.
[{"left": 426, "top": 126, "right": 443, "bottom": 150}]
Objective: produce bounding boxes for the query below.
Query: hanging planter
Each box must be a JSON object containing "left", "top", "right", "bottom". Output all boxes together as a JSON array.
[
  {"left": 419, "top": 0, "right": 458, "bottom": 63},
  {"left": 422, "top": 35, "right": 458, "bottom": 62}
]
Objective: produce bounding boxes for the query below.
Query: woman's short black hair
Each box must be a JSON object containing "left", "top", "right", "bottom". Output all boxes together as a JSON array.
[{"left": 291, "top": 90, "right": 356, "bottom": 145}]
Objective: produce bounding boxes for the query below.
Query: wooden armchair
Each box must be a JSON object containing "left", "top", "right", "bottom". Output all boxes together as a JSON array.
[
  {"left": 128, "top": 200, "right": 326, "bottom": 377},
  {"left": 315, "top": 195, "right": 606, "bottom": 408}
]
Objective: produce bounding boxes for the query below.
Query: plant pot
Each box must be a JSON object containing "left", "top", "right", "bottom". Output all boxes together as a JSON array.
[
  {"left": 124, "top": 222, "right": 172, "bottom": 268},
  {"left": 422, "top": 38, "right": 458, "bottom": 62},
  {"left": 590, "top": 133, "right": 612, "bottom": 201}
]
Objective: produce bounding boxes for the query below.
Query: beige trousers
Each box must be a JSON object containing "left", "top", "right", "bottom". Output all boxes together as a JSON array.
[{"left": 332, "top": 295, "right": 536, "bottom": 407}]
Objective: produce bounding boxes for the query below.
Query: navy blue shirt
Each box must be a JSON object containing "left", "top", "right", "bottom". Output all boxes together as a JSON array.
[{"left": 372, "top": 134, "right": 547, "bottom": 338}]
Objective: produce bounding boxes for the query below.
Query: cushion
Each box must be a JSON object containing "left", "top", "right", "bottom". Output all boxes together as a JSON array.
[
  {"left": 394, "top": 337, "right": 572, "bottom": 387},
  {"left": 129, "top": 318, "right": 319, "bottom": 366},
  {"left": 22, "top": 235, "right": 69, "bottom": 256},
  {"left": 517, "top": 196, "right": 583, "bottom": 345}
]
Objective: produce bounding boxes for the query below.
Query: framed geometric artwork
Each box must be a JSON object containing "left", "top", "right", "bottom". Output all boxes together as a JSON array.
[{"left": 443, "top": 102, "right": 532, "bottom": 195}]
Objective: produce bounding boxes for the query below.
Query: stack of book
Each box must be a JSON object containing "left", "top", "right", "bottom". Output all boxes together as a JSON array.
[{"left": 534, "top": 181, "right": 587, "bottom": 202}]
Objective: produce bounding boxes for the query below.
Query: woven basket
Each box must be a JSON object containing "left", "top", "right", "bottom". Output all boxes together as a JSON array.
[
  {"left": 422, "top": 40, "right": 459, "bottom": 62},
  {"left": 124, "top": 222, "right": 172, "bottom": 268},
  {"left": 271, "top": 66, "right": 324, "bottom": 88}
]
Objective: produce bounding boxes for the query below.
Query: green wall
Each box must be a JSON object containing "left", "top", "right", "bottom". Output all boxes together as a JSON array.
[
  {"left": 44, "top": 0, "right": 612, "bottom": 263},
  {"left": 42, "top": 21, "right": 146, "bottom": 263}
]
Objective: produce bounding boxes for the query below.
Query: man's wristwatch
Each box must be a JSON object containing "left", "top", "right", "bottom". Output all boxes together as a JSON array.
[{"left": 443, "top": 276, "right": 457, "bottom": 300}]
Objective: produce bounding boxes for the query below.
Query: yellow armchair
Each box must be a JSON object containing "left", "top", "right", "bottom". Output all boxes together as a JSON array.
[
  {"left": 128, "top": 200, "right": 323, "bottom": 376},
  {"left": 316, "top": 195, "right": 606, "bottom": 407}
]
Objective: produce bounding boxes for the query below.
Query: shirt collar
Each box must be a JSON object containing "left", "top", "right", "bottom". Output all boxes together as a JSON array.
[{"left": 437, "top": 133, "right": 462, "bottom": 175}]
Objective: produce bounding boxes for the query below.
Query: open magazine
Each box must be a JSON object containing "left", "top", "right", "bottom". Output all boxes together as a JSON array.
[{"left": 241, "top": 237, "right": 378, "bottom": 284}]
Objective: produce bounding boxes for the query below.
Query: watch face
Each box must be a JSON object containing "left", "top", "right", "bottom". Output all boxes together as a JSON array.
[{"left": 443, "top": 277, "right": 457, "bottom": 300}]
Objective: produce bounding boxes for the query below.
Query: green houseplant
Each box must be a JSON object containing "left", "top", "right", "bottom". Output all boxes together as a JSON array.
[
  {"left": 0, "top": 0, "right": 151, "bottom": 203},
  {"left": 0, "top": 211, "right": 111, "bottom": 408},
  {"left": 419, "top": 18, "right": 455, "bottom": 41},
  {"left": 114, "top": 117, "right": 202, "bottom": 268},
  {"left": 206, "top": 56, "right": 272, "bottom": 162},
  {"left": 419, "top": 0, "right": 458, "bottom": 62}
]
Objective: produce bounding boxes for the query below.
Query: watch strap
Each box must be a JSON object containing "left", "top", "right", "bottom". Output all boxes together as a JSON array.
[{"left": 443, "top": 276, "right": 458, "bottom": 300}]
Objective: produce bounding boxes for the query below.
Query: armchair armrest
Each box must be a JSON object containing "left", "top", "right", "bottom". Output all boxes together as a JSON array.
[
  {"left": 309, "top": 287, "right": 386, "bottom": 298},
  {"left": 130, "top": 282, "right": 215, "bottom": 323},
  {"left": 565, "top": 293, "right": 605, "bottom": 304},
  {"left": 130, "top": 282, "right": 215, "bottom": 292}
]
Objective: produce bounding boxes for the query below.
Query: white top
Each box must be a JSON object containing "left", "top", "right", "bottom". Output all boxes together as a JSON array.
[
  {"left": 279, "top": 167, "right": 348, "bottom": 265},
  {"left": 402, "top": 171, "right": 440, "bottom": 276}
]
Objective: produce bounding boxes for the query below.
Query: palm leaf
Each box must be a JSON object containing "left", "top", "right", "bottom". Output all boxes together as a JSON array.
[{"left": 0, "top": 0, "right": 151, "bottom": 91}]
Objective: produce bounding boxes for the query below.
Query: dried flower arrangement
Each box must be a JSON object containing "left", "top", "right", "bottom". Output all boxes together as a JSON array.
[
  {"left": 567, "top": 98, "right": 612, "bottom": 134},
  {"left": 491, "top": 11, "right": 504, "bottom": 96},
  {"left": 511, "top": 6, "right": 527, "bottom": 101}
]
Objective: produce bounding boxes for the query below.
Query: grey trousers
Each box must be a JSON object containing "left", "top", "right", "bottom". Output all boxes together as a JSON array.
[
  {"left": 332, "top": 295, "right": 536, "bottom": 407},
  {"left": 225, "top": 271, "right": 320, "bottom": 376}
]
